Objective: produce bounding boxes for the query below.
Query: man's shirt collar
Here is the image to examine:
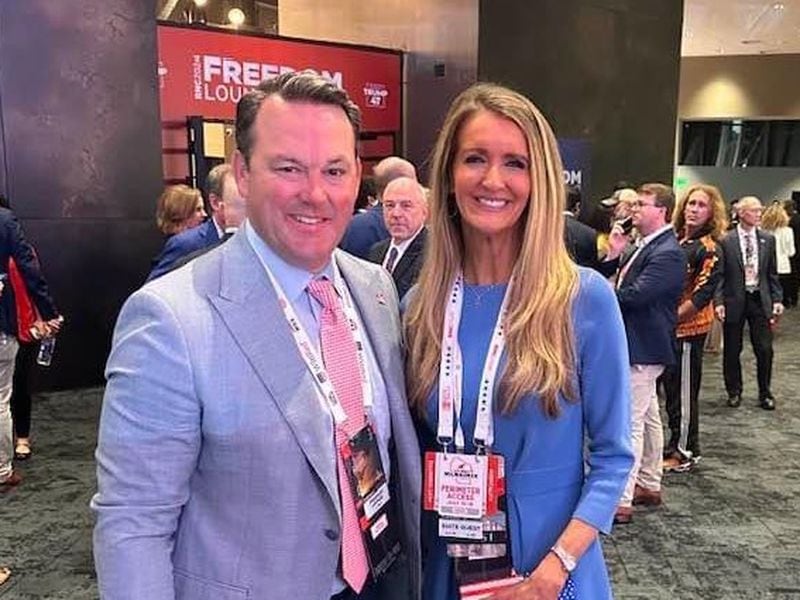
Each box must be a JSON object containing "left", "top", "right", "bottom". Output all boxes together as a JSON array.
[{"left": 244, "top": 220, "right": 334, "bottom": 303}]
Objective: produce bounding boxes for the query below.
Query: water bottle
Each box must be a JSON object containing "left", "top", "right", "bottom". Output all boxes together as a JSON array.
[{"left": 36, "top": 337, "right": 56, "bottom": 367}]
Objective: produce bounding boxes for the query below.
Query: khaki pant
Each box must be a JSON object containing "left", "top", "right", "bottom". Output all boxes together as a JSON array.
[
  {"left": 0, "top": 333, "right": 19, "bottom": 482},
  {"left": 620, "top": 364, "right": 664, "bottom": 507}
]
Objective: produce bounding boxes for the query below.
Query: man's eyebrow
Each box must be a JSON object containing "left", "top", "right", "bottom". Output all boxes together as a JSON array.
[{"left": 269, "top": 155, "right": 304, "bottom": 165}]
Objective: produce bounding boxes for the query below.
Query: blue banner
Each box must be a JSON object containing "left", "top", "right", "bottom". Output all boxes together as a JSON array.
[{"left": 558, "top": 138, "right": 591, "bottom": 194}]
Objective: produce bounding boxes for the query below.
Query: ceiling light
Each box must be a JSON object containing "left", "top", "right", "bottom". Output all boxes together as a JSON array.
[
  {"left": 193, "top": 0, "right": 208, "bottom": 6},
  {"left": 228, "top": 7, "right": 246, "bottom": 26},
  {"left": 772, "top": 2, "right": 784, "bottom": 10}
]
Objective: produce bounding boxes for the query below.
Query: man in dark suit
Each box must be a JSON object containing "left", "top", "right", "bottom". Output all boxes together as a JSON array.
[
  {"left": 714, "top": 196, "right": 783, "bottom": 410},
  {"left": 0, "top": 205, "right": 62, "bottom": 491},
  {"left": 563, "top": 184, "right": 599, "bottom": 270},
  {"left": 367, "top": 177, "right": 427, "bottom": 300},
  {"left": 340, "top": 157, "right": 417, "bottom": 259},
  {"left": 147, "top": 163, "right": 239, "bottom": 281},
  {"left": 606, "top": 183, "right": 685, "bottom": 524}
]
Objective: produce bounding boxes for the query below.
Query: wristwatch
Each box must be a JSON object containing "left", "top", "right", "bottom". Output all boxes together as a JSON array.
[{"left": 550, "top": 543, "right": 577, "bottom": 573}]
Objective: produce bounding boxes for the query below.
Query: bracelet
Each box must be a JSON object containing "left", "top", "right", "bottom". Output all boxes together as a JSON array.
[{"left": 549, "top": 543, "right": 577, "bottom": 573}]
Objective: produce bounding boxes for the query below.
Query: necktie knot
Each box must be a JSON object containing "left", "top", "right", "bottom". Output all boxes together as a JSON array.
[{"left": 307, "top": 277, "right": 340, "bottom": 311}]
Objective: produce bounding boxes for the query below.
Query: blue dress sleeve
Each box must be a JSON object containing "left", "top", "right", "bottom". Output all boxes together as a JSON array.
[{"left": 571, "top": 269, "right": 634, "bottom": 534}]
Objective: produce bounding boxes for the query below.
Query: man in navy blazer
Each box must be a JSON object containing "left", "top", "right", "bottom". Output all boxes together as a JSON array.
[
  {"left": 339, "top": 157, "right": 417, "bottom": 259},
  {"left": 606, "top": 183, "right": 685, "bottom": 524},
  {"left": 146, "top": 164, "right": 240, "bottom": 281}
]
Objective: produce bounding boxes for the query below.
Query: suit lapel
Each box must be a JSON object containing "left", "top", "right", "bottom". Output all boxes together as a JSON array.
[
  {"left": 621, "top": 228, "right": 672, "bottom": 283},
  {"left": 391, "top": 229, "right": 426, "bottom": 283},
  {"left": 207, "top": 233, "right": 340, "bottom": 513},
  {"left": 729, "top": 230, "right": 744, "bottom": 271},
  {"left": 757, "top": 230, "right": 769, "bottom": 274}
]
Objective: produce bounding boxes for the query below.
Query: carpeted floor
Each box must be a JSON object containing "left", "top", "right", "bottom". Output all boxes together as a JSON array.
[{"left": 1, "top": 310, "right": 799, "bottom": 599}]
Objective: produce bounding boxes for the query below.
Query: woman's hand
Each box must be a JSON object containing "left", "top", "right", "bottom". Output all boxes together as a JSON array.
[{"left": 490, "top": 553, "right": 567, "bottom": 600}]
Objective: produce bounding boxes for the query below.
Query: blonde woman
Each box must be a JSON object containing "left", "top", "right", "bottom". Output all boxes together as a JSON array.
[
  {"left": 761, "top": 202, "right": 796, "bottom": 299},
  {"left": 405, "top": 83, "right": 633, "bottom": 600}
]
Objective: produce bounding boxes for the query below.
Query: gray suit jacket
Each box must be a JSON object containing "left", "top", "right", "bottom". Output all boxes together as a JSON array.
[{"left": 92, "top": 231, "right": 421, "bottom": 600}]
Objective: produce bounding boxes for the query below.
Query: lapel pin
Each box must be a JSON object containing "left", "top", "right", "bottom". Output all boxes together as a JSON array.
[{"left": 376, "top": 292, "right": 387, "bottom": 305}]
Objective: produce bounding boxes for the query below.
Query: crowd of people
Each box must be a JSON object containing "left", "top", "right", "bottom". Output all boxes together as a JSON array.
[{"left": 2, "top": 69, "right": 796, "bottom": 598}]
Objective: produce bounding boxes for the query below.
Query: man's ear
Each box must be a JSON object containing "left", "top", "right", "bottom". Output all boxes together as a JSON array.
[
  {"left": 209, "top": 193, "right": 223, "bottom": 212},
  {"left": 233, "top": 150, "right": 250, "bottom": 199},
  {"left": 355, "top": 156, "right": 363, "bottom": 184}
]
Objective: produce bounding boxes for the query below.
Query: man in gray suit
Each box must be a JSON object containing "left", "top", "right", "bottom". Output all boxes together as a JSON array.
[{"left": 92, "top": 71, "right": 421, "bottom": 600}]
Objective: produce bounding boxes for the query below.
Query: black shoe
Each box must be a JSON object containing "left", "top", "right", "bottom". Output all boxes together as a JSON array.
[
  {"left": 727, "top": 394, "right": 741, "bottom": 408},
  {"left": 760, "top": 395, "right": 776, "bottom": 410}
]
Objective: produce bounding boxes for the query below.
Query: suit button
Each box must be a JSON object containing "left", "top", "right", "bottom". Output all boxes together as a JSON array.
[{"left": 324, "top": 529, "right": 339, "bottom": 541}]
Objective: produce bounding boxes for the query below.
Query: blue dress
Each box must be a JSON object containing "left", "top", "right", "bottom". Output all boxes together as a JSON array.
[{"left": 419, "top": 268, "right": 633, "bottom": 600}]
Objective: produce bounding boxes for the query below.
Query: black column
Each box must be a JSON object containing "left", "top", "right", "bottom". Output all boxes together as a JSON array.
[
  {"left": 478, "top": 0, "right": 684, "bottom": 205},
  {"left": 0, "top": 0, "right": 165, "bottom": 389}
]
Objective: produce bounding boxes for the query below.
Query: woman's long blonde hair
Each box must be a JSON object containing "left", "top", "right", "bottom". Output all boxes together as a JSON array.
[
  {"left": 404, "top": 83, "right": 579, "bottom": 418},
  {"left": 761, "top": 201, "right": 790, "bottom": 230}
]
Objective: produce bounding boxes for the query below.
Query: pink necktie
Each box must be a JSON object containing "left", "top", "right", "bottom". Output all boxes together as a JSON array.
[{"left": 307, "top": 278, "right": 370, "bottom": 593}]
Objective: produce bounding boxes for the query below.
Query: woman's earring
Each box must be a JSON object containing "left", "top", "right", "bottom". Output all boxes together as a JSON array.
[{"left": 447, "top": 193, "right": 459, "bottom": 220}]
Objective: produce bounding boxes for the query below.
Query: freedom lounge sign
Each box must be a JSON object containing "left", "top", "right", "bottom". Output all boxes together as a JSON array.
[{"left": 157, "top": 23, "right": 402, "bottom": 132}]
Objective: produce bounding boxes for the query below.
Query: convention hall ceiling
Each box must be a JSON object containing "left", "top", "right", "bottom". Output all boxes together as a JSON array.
[{"left": 683, "top": 0, "right": 800, "bottom": 56}]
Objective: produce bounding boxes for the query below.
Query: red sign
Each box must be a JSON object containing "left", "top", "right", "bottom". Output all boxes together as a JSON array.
[{"left": 157, "top": 24, "right": 402, "bottom": 132}]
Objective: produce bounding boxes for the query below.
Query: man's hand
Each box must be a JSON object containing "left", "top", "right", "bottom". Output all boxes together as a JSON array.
[
  {"left": 714, "top": 305, "right": 725, "bottom": 322},
  {"left": 31, "top": 316, "right": 64, "bottom": 339},
  {"left": 490, "top": 553, "right": 567, "bottom": 600},
  {"left": 773, "top": 302, "right": 785, "bottom": 317},
  {"left": 605, "top": 223, "right": 629, "bottom": 261},
  {"left": 46, "top": 316, "right": 64, "bottom": 334}
]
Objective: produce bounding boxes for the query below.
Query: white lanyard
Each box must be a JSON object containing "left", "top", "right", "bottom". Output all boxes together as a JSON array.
[
  {"left": 257, "top": 252, "right": 373, "bottom": 426},
  {"left": 437, "top": 273, "right": 513, "bottom": 452}
]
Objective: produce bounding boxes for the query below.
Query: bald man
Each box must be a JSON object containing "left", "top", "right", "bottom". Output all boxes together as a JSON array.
[
  {"left": 340, "top": 157, "right": 417, "bottom": 259},
  {"left": 714, "top": 196, "right": 783, "bottom": 410},
  {"left": 367, "top": 177, "right": 427, "bottom": 300}
]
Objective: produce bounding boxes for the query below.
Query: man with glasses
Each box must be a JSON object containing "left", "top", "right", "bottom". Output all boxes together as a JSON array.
[
  {"left": 714, "top": 196, "right": 783, "bottom": 410},
  {"left": 605, "top": 183, "right": 685, "bottom": 524}
]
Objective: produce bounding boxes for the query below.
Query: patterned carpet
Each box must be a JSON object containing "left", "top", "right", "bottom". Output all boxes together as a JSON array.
[{"left": 1, "top": 310, "right": 799, "bottom": 599}]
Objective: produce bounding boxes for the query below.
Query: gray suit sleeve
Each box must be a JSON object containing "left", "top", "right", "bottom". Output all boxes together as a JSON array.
[{"left": 92, "top": 289, "right": 201, "bottom": 600}]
